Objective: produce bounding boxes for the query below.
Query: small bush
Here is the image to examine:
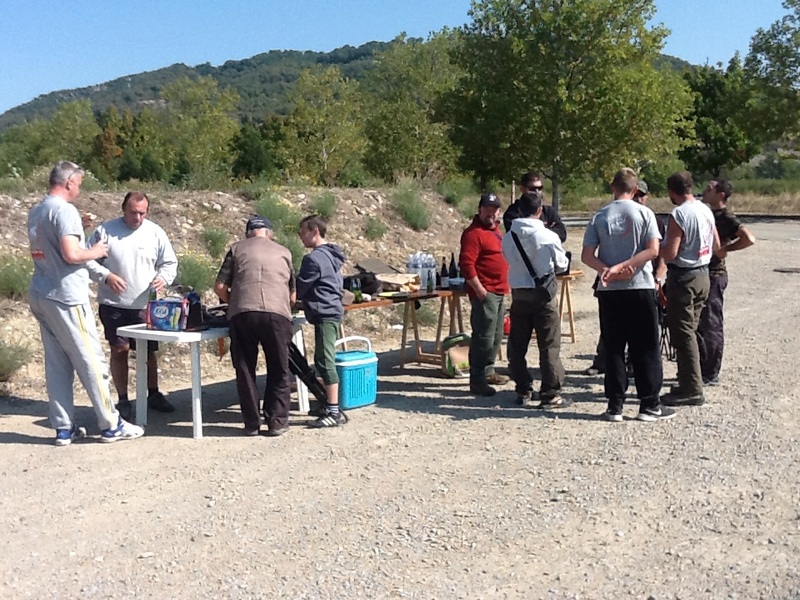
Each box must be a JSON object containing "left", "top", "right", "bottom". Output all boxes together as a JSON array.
[
  {"left": 393, "top": 303, "right": 438, "bottom": 327},
  {"left": 273, "top": 227, "right": 306, "bottom": 272},
  {"left": 0, "top": 339, "right": 32, "bottom": 382},
  {"left": 436, "top": 175, "right": 477, "bottom": 206},
  {"left": 255, "top": 192, "right": 303, "bottom": 232},
  {"left": 175, "top": 253, "right": 218, "bottom": 293},
  {"left": 0, "top": 255, "right": 33, "bottom": 300},
  {"left": 311, "top": 191, "right": 338, "bottom": 219},
  {"left": 390, "top": 184, "right": 429, "bottom": 231},
  {"left": 202, "top": 226, "right": 229, "bottom": 260},
  {"left": 364, "top": 216, "right": 387, "bottom": 240}
]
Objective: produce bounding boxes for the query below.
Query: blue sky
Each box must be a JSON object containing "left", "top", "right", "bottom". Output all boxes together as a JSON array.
[{"left": 0, "top": 0, "right": 789, "bottom": 116}]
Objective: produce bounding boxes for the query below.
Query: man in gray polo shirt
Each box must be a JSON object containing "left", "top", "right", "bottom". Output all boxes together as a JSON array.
[
  {"left": 660, "top": 171, "right": 720, "bottom": 406},
  {"left": 582, "top": 168, "right": 672, "bottom": 422}
]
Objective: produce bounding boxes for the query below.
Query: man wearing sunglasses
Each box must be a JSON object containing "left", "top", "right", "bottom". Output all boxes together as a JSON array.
[{"left": 503, "top": 171, "right": 567, "bottom": 242}]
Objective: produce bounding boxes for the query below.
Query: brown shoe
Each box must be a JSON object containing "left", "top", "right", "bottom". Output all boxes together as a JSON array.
[
  {"left": 469, "top": 381, "right": 496, "bottom": 397},
  {"left": 485, "top": 373, "right": 510, "bottom": 386}
]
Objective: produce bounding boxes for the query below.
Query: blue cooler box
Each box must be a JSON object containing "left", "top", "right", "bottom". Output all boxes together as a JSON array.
[{"left": 335, "top": 336, "right": 378, "bottom": 410}]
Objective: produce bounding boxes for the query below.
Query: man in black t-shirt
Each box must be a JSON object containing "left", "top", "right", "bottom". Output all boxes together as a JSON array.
[
  {"left": 697, "top": 179, "right": 755, "bottom": 385},
  {"left": 503, "top": 172, "right": 567, "bottom": 241}
]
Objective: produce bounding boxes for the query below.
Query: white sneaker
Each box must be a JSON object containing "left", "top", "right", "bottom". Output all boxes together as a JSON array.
[{"left": 101, "top": 418, "right": 144, "bottom": 443}]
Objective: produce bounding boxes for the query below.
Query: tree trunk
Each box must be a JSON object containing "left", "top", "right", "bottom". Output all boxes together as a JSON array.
[{"left": 551, "top": 162, "right": 562, "bottom": 213}]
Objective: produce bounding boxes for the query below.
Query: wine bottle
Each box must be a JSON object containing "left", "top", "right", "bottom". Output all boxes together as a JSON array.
[
  {"left": 448, "top": 252, "right": 458, "bottom": 280},
  {"left": 441, "top": 257, "right": 450, "bottom": 289},
  {"left": 351, "top": 277, "right": 363, "bottom": 303}
]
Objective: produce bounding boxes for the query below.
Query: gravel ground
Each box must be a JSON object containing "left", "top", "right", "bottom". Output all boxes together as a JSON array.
[{"left": 1, "top": 222, "right": 800, "bottom": 599}]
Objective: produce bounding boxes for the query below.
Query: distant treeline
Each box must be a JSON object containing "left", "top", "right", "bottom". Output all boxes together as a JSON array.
[{"left": 2, "top": 0, "right": 800, "bottom": 211}]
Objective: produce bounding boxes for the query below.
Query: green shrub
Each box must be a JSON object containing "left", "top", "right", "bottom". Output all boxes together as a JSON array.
[
  {"left": 202, "top": 226, "right": 229, "bottom": 260},
  {"left": 175, "top": 253, "right": 218, "bottom": 293},
  {"left": 0, "top": 255, "right": 33, "bottom": 300},
  {"left": 364, "top": 216, "right": 387, "bottom": 240},
  {"left": 273, "top": 227, "right": 305, "bottom": 272},
  {"left": 0, "top": 339, "right": 31, "bottom": 383},
  {"left": 311, "top": 191, "right": 338, "bottom": 219},
  {"left": 436, "top": 175, "right": 477, "bottom": 206},
  {"left": 390, "top": 184, "right": 429, "bottom": 231},
  {"left": 393, "top": 302, "right": 438, "bottom": 327},
  {"left": 255, "top": 192, "right": 303, "bottom": 232},
  {"left": 731, "top": 178, "right": 800, "bottom": 196}
]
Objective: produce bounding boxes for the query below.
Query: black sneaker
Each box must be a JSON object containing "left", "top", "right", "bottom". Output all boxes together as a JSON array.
[
  {"left": 536, "top": 396, "right": 573, "bottom": 409},
  {"left": 584, "top": 366, "right": 604, "bottom": 376},
  {"left": 603, "top": 409, "right": 623, "bottom": 422},
  {"left": 148, "top": 391, "right": 175, "bottom": 413},
  {"left": 469, "top": 381, "right": 496, "bottom": 397},
  {"left": 661, "top": 392, "right": 705, "bottom": 407},
  {"left": 266, "top": 426, "right": 289, "bottom": 437},
  {"left": 636, "top": 406, "right": 677, "bottom": 422},
  {"left": 116, "top": 400, "right": 134, "bottom": 422},
  {"left": 515, "top": 389, "right": 532, "bottom": 406},
  {"left": 309, "top": 410, "right": 346, "bottom": 428},
  {"left": 703, "top": 376, "right": 720, "bottom": 386}
]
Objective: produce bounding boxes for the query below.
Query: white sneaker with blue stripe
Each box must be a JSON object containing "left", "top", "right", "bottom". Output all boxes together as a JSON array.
[
  {"left": 101, "top": 418, "right": 144, "bottom": 443},
  {"left": 54, "top": 424, "right": 87, "bottom": 446}
]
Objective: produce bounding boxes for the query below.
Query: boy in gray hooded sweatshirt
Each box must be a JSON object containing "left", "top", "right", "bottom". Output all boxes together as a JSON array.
[{"left": 296, "top": 214, "right": 348, "bottom": 427}]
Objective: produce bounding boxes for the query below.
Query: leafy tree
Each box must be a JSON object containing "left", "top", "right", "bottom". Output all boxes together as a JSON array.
[
  {"left": 160, "top": 76, "right": 240, "bottom": 183},
  {"left": 118, "top": 108, "right": 169, "bottom": 182},
  {"left": 282, "top": 65, "right": 366, "bottom": 185},
  {"left": 0, "top": 119, "right": 48, "bottom": 177},
  {"left": 38, "top": 100, "right": 101, "bottom": 168},
  {"left": 88, "top": 106, "right": 133, "bottom": 183},
  {"left": 361, "top": 33, "right": 461, "bottom": 182},
  {"left": 678, "top": 58, "right": 763, "bottom": 177},
  {"left": 745, "top": 0, "right": 800, "bottom": 139},
  {"left": 231, "top": 118, "right": 285, "bottom": 181},
  {"left": 444, "top": 0, "right": 693, "bottom": 210}
]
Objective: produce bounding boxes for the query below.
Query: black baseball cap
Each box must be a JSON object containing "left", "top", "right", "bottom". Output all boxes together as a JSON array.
[
  {"left": 246, "top": 215, "right": 272, "bottom": 234},
  {"left": 478, "top": 193, "right": 502, "bottom": 208}
]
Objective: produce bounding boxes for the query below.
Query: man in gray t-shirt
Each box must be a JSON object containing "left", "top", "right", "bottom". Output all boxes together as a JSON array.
[
  {"left": 28, "top": 161, "right": 144, "bottom": 445},
  {"left": 582, "top": 168, "right": 672, "bottom": 422},
  {"left": 660, "top": 171, "right": 720, "bottom": 407}
]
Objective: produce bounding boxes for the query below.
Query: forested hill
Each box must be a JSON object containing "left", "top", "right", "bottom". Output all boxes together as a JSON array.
[
  {"left": 0, "top": 40, "right": 691, "bottom": 133},
  {"left": 0, "top": 41, "right": 391, "bottom": 132}
]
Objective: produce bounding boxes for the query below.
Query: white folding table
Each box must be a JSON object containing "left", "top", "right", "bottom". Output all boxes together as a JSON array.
[{"left": 117, "top": 315, "right": 309, "bottom": 439}]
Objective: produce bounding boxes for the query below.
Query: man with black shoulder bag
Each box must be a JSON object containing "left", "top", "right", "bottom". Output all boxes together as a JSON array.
[{"left": 501, "top": 191, "right": 570, "bottom": 408}]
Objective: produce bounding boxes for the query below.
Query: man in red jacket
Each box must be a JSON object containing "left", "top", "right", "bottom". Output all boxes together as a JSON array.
[{"left": 460, "top": 193, "right": 510, "bottom": 396}]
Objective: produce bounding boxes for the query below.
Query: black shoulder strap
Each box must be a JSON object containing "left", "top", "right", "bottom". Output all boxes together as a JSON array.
[{"left": 510, "top": 231, "right": 540, "bottom": 281}]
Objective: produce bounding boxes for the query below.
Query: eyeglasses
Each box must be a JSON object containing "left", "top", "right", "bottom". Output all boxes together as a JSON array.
[
  {"left": 66, "top": 166, "right": 84, "bottom": 182},
  {"left": 532, "top": 185, "right": 544, "bottom": 191}
]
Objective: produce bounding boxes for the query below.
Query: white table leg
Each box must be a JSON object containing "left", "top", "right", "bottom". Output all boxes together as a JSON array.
[
  {"left": 190, "top": 342, "right": 203, "bottom": 439},
  {"left": 135, "top": 344, "right": 148, "bottom": 426},
  {"left": 292, "top": 324, "right": 310, "bottom": 414}
]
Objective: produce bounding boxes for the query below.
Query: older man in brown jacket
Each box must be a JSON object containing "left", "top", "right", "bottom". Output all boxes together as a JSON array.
[{"left": 215, "top": 216, "right": 296, "bottom": 437}]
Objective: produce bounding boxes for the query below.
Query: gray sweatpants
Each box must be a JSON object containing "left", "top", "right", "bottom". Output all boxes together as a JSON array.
[{"left": 29, "top": 295, "right": 118, "bottom": 431}]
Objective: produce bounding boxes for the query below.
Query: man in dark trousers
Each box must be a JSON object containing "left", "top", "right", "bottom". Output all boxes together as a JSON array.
[
  {"left": 502, "top": 192, "right": 570, "bottom": 408},
  {"left": 214, "top": 216, "right": 296, "bottom": 437},
  {"left": 697, "top": 179, "right": 755, "bottom": 385},
  {"left": 503, "top": 171, "right": 567, "bottom": 242},
  {"left": 582, "top": 168, "right": 673, "bottom": 422}
]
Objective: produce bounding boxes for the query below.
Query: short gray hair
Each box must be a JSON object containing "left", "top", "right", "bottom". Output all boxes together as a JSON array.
[{"left": 49, "top": 161, "right": 84, "bottom": 187}]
